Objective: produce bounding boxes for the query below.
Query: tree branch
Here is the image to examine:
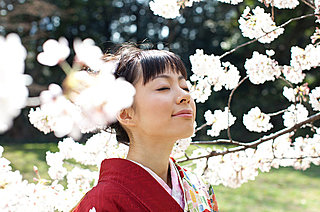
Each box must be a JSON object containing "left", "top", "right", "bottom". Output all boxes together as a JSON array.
[
  {"left": 195, "top": 122, "right": 208, "bottom": 133},
  {"left": 220, "top": 13, "right": 317, "bottom": 59},
  {"left": 178, "top": 112, "right": 320, "bottom": 163},
  {"left": 300, "top": 0, "right": 316, "bottom": 10},
  {"left": 267, "top": 109, "right": 287, "bottom": 117},
  {"left": 227, "top": 76, "right": 249, "bottom": 141}
]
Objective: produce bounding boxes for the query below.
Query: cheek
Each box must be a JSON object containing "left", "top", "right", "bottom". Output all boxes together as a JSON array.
[
  {"left": 191, "top": 99, "right": 196, "bottom": 118},
  {"left": 147, "top": 96, "right": 172, "bottom": 116},
  {"left": 136, "top": 95, "right": 172, "bottom": 122}
]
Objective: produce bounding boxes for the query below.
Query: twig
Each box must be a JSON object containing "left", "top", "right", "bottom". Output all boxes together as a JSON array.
[
  {"left": 227, "top": 76, "right": 249, "bottom": 141},
  {"left": 191, "top": 139, "right": 252, "bottom": 146},
  {"left": 195, "top": 123, "right": 208, "bottom": 133},
  {"left": 301, "top": 0, "right": 316, "bottom": 10},
  {"left": 267, "top": 109, "right": 287, "bottom": 116},
  {"left": 220, "top": 13, "right": 318, "bottom": 59},
  {"left": 279, "top": 76, "right": 294, "bottom": 88},
  {"left": 271, "top": 0, "right": 275, "bottom": 21},
  {"left": 26, "top": 97, "right": 41, "bottom": 107}
]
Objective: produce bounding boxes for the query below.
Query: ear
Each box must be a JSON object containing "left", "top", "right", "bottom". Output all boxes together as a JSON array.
[{"left": 117, "top": 108, "right": 136, "bottom": 127}]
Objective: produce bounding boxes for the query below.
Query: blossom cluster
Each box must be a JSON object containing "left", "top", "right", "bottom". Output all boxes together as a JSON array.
[
  {"left": 190, "top": 132, "right": 320, "bottom": 188},
  {"left": 216, "top": 0, "right": 244, "bottom": 5},
  {"left": 282, "top": 84, "right": 310, "bottom": 103},
  {"left": 290, "top": 44, "right": 320, "bottom": 72},
  {"left": 0, "top": 34, "right": 31, "bottom": 133},
  {"left": 238, "top": 6, "right": 284, "bottom": 43},
  {"left": 311, "top": 27, "right": 320, "bottom": 44},
  {"left": 309, "top": 86, "right": 320, "bottom": 111},
  {"left": 244, "top": 51, "right": 281, "bottom": 84},
  {"left": 0, "top": 145, "right": 65, "bottom": 211},
  {"left": 29, "top": 38, "right": 136, "bottom": 139},
  {"left": 315, "top": 0, "right": 320, "bottom": 23},
  {"left": 258, "top": 0, "right": 299, "bottom": 9},
  {"left": 243, "top": 107, "right": 273, "bottom": 132},
  {"left": 282, "top": 103, "right": 308, "bottom": 128},
  {"left": 281, "top": 65, "right": 305, "bottom": 84},
  {"left": 0, "top": 131, "right": 130, "bottom": 211},
  {"left": 204, "top": 107, "right": 236, "bottom": 137},
  {"left": 171, "top": 137, "right": 192, "bottom": 159},
  {"left": 149, "top": 0, "right": 200, "bottom": 19},
  {"left": 188, "top": 49, "right": 240, "bottom": 103}
]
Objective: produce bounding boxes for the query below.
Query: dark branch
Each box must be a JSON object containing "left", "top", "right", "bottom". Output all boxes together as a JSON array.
[
  {"left": 178, "top": 112, "right": 320, "bottom": 162},
  {"left": 227, "top": 76, "right": 249, "bottom": 141}
]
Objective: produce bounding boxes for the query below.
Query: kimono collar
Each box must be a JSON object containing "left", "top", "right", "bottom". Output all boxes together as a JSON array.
[{"left": 98, "top": 158, "right": 183, "bottom": 212}]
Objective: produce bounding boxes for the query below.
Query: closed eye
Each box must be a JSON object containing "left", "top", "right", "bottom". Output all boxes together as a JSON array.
[
  {"left": 156, "top": 87, "right": 170, "bottom": 91},
  {"left": 182, "top": 87, "right": 190, "bottom": 92}
]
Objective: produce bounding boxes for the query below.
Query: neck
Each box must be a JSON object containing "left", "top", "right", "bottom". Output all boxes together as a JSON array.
[{"left": 126, "top": 136, "right": 175, "bottom": 186}]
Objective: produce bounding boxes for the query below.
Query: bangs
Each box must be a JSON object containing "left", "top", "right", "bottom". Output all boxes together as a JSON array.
[
  {"left": 111, "top": 46, "right": 187, "bottom": 86},
  {"left": 139, "top": 50, "right": 187, "bottom": 84}
]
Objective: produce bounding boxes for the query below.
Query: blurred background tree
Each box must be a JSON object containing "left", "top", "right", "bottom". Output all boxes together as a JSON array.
[{"left": 0, "top": 0, "right": 319, "bottom": 143}]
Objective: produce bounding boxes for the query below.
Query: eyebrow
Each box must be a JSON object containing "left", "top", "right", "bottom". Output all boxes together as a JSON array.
[{"left": 152, "top": 74, "right": 185, "bottom": 81}]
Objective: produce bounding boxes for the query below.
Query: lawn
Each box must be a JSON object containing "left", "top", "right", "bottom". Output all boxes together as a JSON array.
[{"left": 1, "top": 142, "right": 320, "bottom": 212}]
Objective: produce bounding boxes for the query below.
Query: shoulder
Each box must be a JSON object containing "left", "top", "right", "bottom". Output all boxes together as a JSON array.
[{"left": 72, "top": 180, "right": 148, "bottom": 212}]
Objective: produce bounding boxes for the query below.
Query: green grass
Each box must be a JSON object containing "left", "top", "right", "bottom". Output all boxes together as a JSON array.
[
  {"left": 214, "top": 165, "right": 320, "bottom": 212},
  {"left": 2, "top": 143, "right": 58, "bottom": 181},
  {"left": 1, "top": 143, "right": 320, "bottom": 211}
]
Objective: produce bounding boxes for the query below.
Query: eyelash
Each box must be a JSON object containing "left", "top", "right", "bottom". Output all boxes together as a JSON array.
[
  {"left": 156, "top": 87, "right": 169, "bottom": 91},
  {"left": 156, "top": 87, "right": 190, "bottom": 92}
]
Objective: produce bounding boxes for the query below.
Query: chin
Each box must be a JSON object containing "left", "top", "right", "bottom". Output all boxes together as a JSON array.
[{"left": 176, "top": 128, "right": 194, "bottom": 140}]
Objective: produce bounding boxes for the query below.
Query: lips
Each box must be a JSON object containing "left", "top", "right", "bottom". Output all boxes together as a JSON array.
[{"left": 172, "top": 109, "right": 193, "bottom": 117}]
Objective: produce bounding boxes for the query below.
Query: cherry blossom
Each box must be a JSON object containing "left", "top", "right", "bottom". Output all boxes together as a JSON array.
[
  {"left": 0, "top": 33, "right": 30, "bottom": 133},
  {"left": 149, "top": 0, "right": 201, "bottom": 19},
  {"left": 282, "top": 104, "right": 308, "bottom": 128},
  {"left": 189, "top": 49, "right": 222, "bottom": 78},
  {"left": 28, "top": 107, "right": 52, "bottom": 134},
  {"left": 238, "top": 6, "right": 284, "bottom": 43},
  {"left": 258, "top": 0, "right": 299, "bottom": 9},
  {"left": 204, "top": 107, "right": 236, "bottom": 137},
  {"left": 244, "top": 51, "right": 281, "bottom": 84},
  {"left": 73, "top": 38, "right": 104, "bottom": 71},
  {"left": 29, "top": 84, "right": 82, "bottom": 139},
  {"left": 283, "top": 84, "right": 310, "bottom": 103},
  {"left": 309, "top": 86, "right": 320, "bottom": 111},
  {"left": 243, "top": 107, "right": 273, "bottom": 132},
  {"left": 281, "top": 65, "right": 305, "bottom": 84},
  {"left": 72, "top": 71, "right": 136, "bottom": 131},
  {"left": 171, "top": 137, "right": 192, "bottom": 158},
  {"left": 315, "top": 0, "right": 320, "bottom": 23},
  {"left": 149, "top": 0, "right": 181, "bottom": 19},
  {"left": 311, "top": 27, "right": 320, "bottom": 44},
  {"left": 290, "top": 44, "right": 320, "bottom": 71},
  {"left": 189, "top": 49, "right": 240, "bottom": 100},
  {"left": 183, "top": 0, "right": 201, "bottom": 7},
  {"left": 188, "top": 78, "right": 212, "bottom": 103},
  {"left": 283, "top": 86, "right": 296, "bottom": 102},
  {"left": 37, "top": 37, "right": 70, "bottom": 66},
  {"left": 217, "top": 0, "right": 244, "bottom": 4}
]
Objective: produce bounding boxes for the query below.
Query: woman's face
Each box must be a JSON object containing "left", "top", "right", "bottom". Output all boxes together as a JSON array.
[{"left": 130, "top": 69, "right": 196, "bottom": 141}]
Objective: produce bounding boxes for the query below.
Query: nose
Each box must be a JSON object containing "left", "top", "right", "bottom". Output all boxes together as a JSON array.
[{"left": 176, "top": 90, "right": 191, "bottom": 104}]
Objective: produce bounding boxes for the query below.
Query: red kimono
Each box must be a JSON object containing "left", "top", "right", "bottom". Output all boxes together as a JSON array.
[{"left": 72, "top": 158, "right": 218, "bottom": 212}]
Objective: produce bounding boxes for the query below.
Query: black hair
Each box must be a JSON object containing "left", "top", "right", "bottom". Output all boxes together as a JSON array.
[{"left": 105, "top": 44, "right": 187, "bottom": 145}]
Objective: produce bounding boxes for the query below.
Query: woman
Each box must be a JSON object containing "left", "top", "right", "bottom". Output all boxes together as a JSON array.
[{"left": 73, "top": 45, "right": 219, "bottom": 212}]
